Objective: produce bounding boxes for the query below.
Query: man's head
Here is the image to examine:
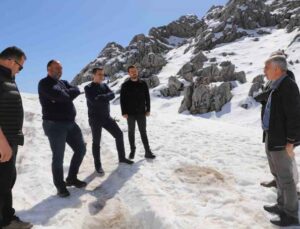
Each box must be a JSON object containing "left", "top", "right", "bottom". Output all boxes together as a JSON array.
[
  {"left": 92, "top": 67, "right": 105, "bottom": 83},
  {"left": 0, "top": 46, "right": 26, "bottom": 76},
  {"left": 264, "top": 55, "right": 288, "bottom": 81},
  {"left": 127, "top": 65, "right": 138, "bottom": 81},
  {"left": 47, "top": 60, "right": 62, "bottom": 80}
]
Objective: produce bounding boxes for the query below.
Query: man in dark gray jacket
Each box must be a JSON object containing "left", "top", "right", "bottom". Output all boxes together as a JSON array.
[{"left": 0, "top": 47, "right": 32, "bottom": 229}]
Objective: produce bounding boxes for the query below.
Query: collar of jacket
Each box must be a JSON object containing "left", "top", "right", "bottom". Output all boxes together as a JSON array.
[
  {"left": 0, "top": 65, "right": 13, "bottom": 79},
  {"left": 46, "top": 75, "right": 60, "bottom": 82},
  {"left": 271, "top": 74, "right": 287, "bottom": 91}
]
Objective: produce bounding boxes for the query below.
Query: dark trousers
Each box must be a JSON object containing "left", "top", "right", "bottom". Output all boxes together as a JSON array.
[
  {"left": 89, "top": 117, "right": 125, "bottom": 169},
  {"left": 0, "top": 145, "right": 18, "bottom": 227},
  {"left": 43, "top": 120, "right": 86, "bottom": 189},
  {"left": 127, "top": 114, "right": 150, "bottom": 153}
]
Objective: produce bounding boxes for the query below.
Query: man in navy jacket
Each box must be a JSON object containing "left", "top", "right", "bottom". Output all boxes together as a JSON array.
[
  {"left": 84, "top": 67, "right": 133, "bottom": 175},
  {"left": 38, "top": 60, "right": 86, "bottom": 198}
]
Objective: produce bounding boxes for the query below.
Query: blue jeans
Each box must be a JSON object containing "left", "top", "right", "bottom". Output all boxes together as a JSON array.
[{"left": 43, "top": 120, "right": 86, "bottom": 189}]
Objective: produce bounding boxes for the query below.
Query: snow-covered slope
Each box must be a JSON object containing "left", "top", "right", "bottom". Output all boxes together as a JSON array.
[{"left": 12, "top": 25, "right": 300, "bottom": 229}]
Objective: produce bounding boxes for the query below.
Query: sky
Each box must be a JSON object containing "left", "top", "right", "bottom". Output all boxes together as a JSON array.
[{"left": 0, "top": 0, "right": 227, "bottom": 93}]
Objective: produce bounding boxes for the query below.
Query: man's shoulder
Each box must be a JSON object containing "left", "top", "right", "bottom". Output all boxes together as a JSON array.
[
  {"left": 84, "top": 82, "right": 93, "bottom": 90},
  {"left": 121, "top": 79, "right": 131, "bottom": 88},
  {"left": 38, "top": 76, "right": 51, "bottom": 86},
  {"left": 279, "top": 76, "right": 299, "bottom": 93},
  {"left": 282, "top": 76, "right": 297, "bottom": 87}
]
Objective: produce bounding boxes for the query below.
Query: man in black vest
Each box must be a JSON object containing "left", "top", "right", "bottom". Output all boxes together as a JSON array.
[
  {"left": 38, "top": 60, "right": 86, "bottom": 198},
  {"left": 120, "top": 65, "right": 155, "bottom": 159},
  {"left": 0, "top": 47, "right": 32, "bottom": 228},
  {"left": 84, "top": 67, "right": 133, "bottom": 175}
]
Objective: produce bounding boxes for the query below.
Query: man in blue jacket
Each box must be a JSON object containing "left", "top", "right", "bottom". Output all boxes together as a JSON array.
[
  {"left": 85, "top": 67, "right": 133, "bottom": 175},
  {"left": 38, "top": 60, "right": 86, "bottom": 198}
]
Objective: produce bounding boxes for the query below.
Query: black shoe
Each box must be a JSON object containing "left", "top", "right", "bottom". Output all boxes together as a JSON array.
[
  {"left": 119, "top": 158, "right": 134, "bottom": 165},
  {"left": 260, "top": 180, "right": 277, "bottom": 188},
  {"left": 3, "top": 216, "right": 33, "bottom": 229},
  {"left": 145, "top": 151, "right": 156, "bottom": 159},
  {"left": 66, "top": 178, "right": 87, "bottom": 188},
  {"left": 263, "top": 204, "right": 282, "bottom": 215},
  {"left": 129, "top": 151, "right": 135, "bottom": 159},
  {"left": 96, "top": 167, "right": 105, "bottom": 175},
  {"left": 270, "top": 213, "right": 299, "bottom": 226},
  {"left": 57, "top": 186, "right": 70, "bottom": 198}
]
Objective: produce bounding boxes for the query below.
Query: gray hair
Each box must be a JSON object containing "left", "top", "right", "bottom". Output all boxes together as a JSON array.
[{"left": 265, "top": 55, "right": 288, "bottom": 72}]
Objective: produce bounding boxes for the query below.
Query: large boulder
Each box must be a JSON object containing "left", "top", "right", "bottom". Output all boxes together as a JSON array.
[
  {"left": 179, "top": 81, "right": 232, "bottom": 114},
  {"left": 141, "top": 75, "right": 160, "bottom": 89},
  {"left": 160, "top": 76, "right": 184, "bottom": 97}
]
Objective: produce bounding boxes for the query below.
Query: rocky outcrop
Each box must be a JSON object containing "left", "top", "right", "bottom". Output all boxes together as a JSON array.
[
  {"left": 149, "top": 15, "right": 205, "bottom": 46},
  {"left": 160, "top": 76, "right": 184, "bottom": 97},
  {"left": 248, "top": 74, "right": 265, "bottom": 97},
  {"left": 179, "top": 81, "right": 233, "bottom": 114},
  {"left": 187, "top": 61, "right": 246, "bottom": 84}
]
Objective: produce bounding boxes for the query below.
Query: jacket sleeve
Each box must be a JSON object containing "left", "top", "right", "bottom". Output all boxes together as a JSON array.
[
  {"left": 281, "top": 80, "right": 300, "bottom": 144},
  {"left": 95, "top": 84, "right": 115, "bottom": 101},
  {"left": 144, "top": 82, "right": 150, "bottom": 112},
  {"left": 120, "top": 84, "right": 127, "bottom": 115},
  {"left": 254, "top": 89, "right": 271, "bottom": 103},
  {"left": 62, "top": 80, "right": 80, "bottom": 100},
  {"left": 38, "top": 80, "right": 72, "bottom": 103}
]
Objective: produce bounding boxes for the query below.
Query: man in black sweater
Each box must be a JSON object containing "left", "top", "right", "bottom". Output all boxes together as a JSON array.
[
  {"left": 38, "top": 60, "right": 86, "bottom": 198},
  {"left": 261, "top": 55, "right": 300, "bottom": 226},
  {"left": 0, "top": 47, "right": 33, "bottom": 229},
  {"left": 120, "top": 65, "right": 155, "bottom": 159},
  {"left": 84, "top": 67, "right": 133, "bottom": 174}
]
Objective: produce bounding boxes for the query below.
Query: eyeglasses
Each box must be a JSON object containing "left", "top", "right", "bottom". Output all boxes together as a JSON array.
[{"left": 14, "top": 60, "right": 23, "bottom": 71}]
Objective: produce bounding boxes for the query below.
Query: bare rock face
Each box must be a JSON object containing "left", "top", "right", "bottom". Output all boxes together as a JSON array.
[
  {"left": 248, "top": 74, "right": 265, "bottom": 97},
  {"left": 149, "top": 15, "right": 205, "bottom": 46},
  {"left": 141, "top": 75, "right": 160, "bottom": 89},
  {"left": 269, "top": 0, "right": 300, "bottom": 32},
  {"left": 160, "top": 76, "right": 184, "bottom": 97},
  {"left": 179, "top": 81, "right": 232, "bottom": 114}
]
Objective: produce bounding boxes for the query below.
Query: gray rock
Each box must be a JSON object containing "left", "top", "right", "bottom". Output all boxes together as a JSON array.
[
  {"left": 183, "top": 72, "right": 194, "bottom": 82},
  {"left": 234, "top": 71, "right": 247, "bottom": 84},
  {"left": 252, "top": 74, "right": 264, "bottom": 84},
  {"left": 160, "top": 76, "right": 183, "bottom": 97},
  {"left": 191, "top": 52, "right": 208, "bottom": 70},
  {"left": 178, "top": 84, "right": 194, "bottom": 113},
  {"left": 249, "top": 82, "right": 263, "bottom": 97},
  {"left": 179, "top": 80, "right": 232, "bottom": 114},
  {"left": 211, "top": 82, "right": 233, "bottom": 112},
  {"left": 200, "top": 64, "right": 220, "bottom": 82},
  {"left": 178, "top": 62, "right": 194, "bottom": 76},
  {"left": 141, "top": 75, "right": 160, "bottom": 89}
]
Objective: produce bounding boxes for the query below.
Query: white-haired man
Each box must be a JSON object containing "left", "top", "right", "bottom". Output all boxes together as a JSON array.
[{"left": 262, "top": 55, "right": 300, "bottom": 226}]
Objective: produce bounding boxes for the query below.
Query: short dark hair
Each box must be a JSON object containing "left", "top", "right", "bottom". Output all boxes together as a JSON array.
[
  {"left": 127, "top": 65, "right": 136, "bottom": 72},
  {"left": 0, "top": 46, "right": 26, "bottom": 61},
  {"left": 92, "top": 67, "right": 104, "bottom": 75},
  {"left": 47, "top": 59, "right": 59, "bottom": 69}
]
